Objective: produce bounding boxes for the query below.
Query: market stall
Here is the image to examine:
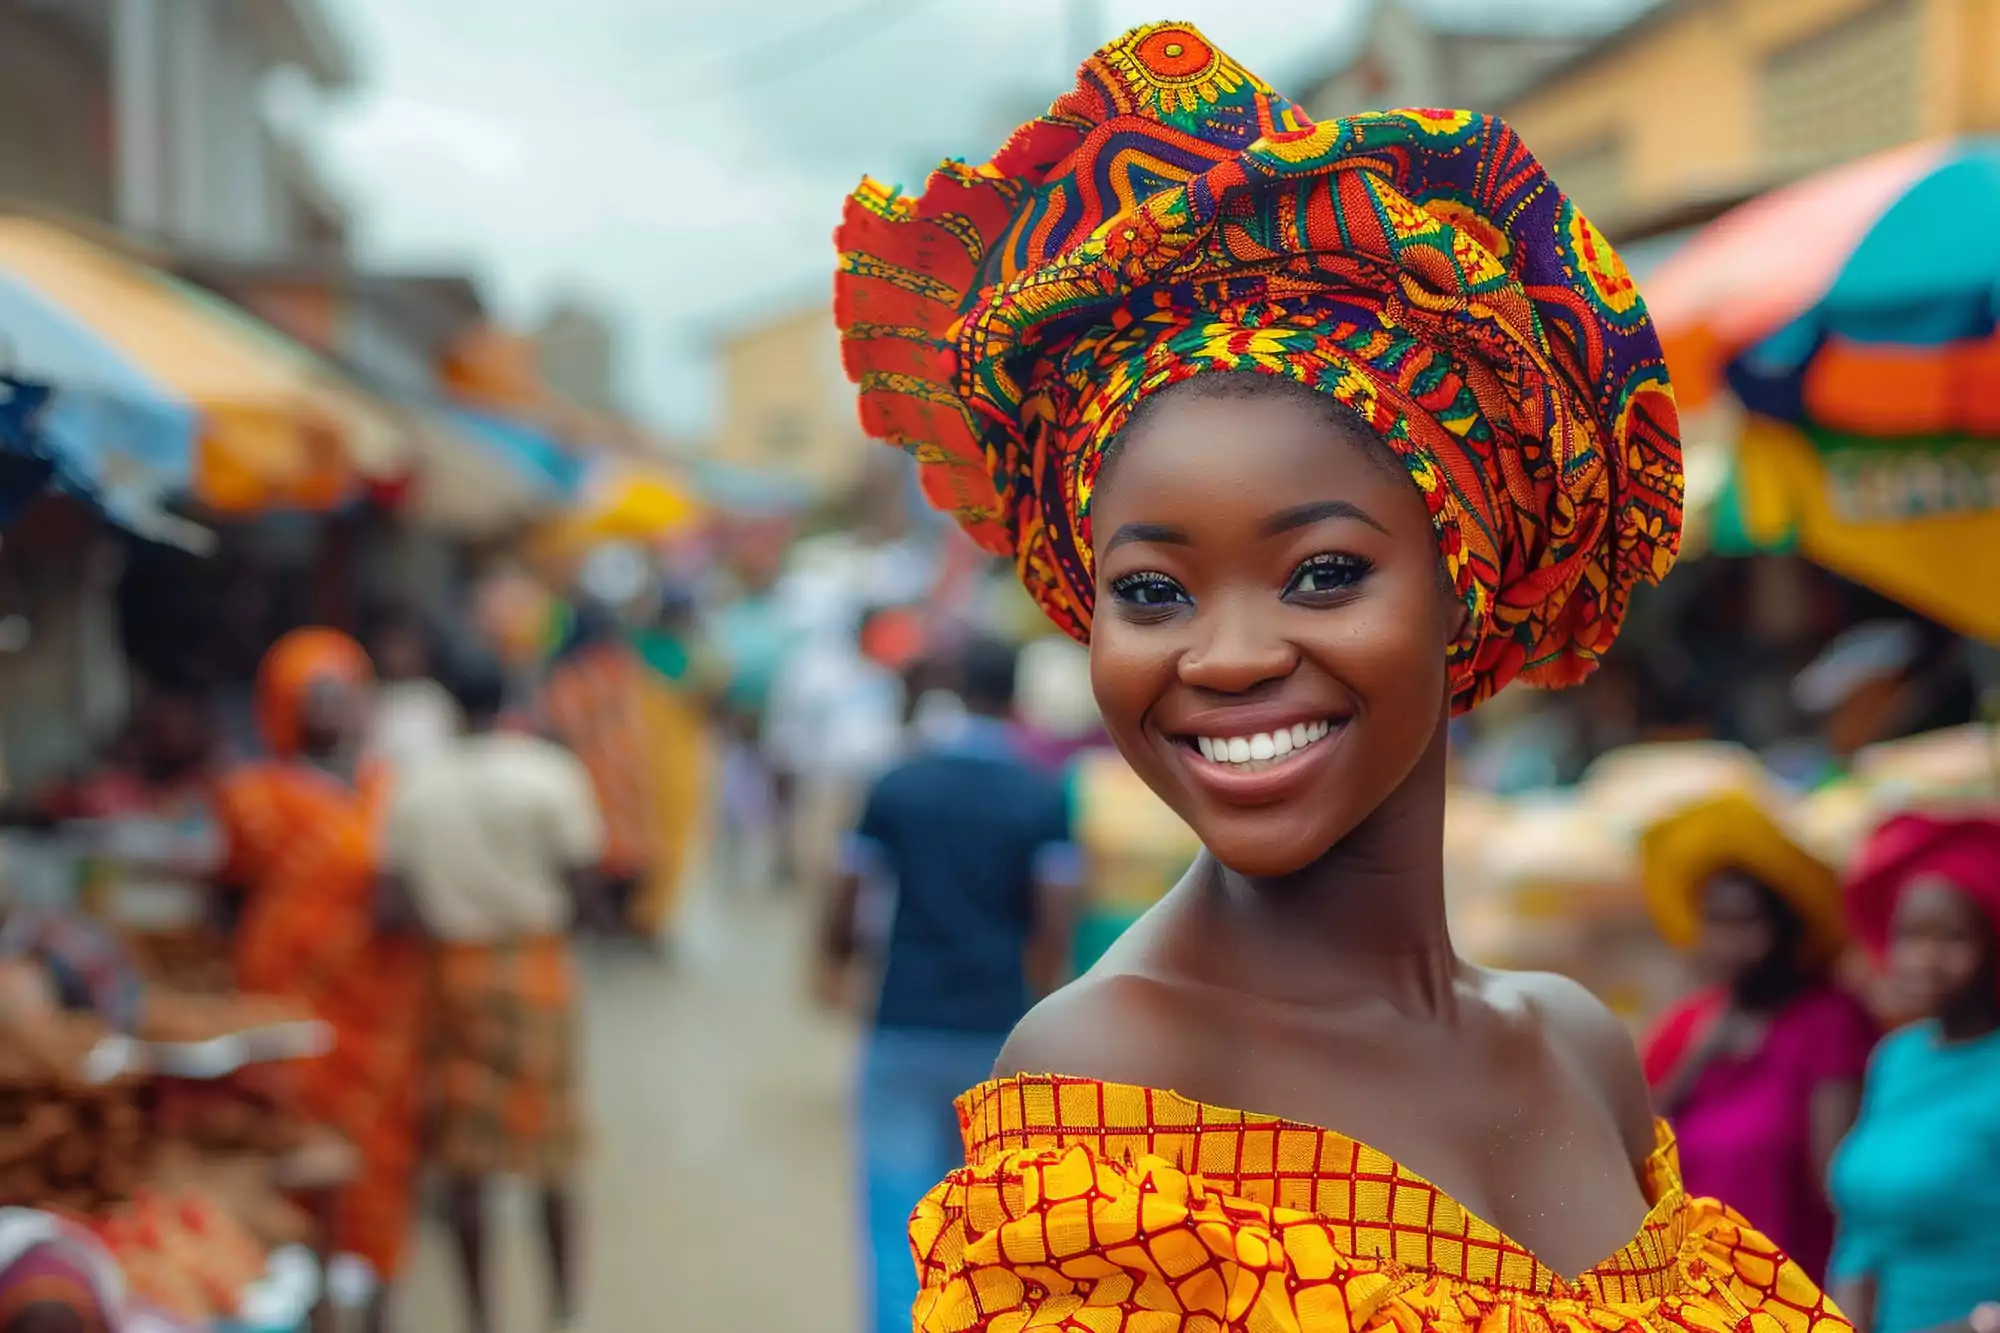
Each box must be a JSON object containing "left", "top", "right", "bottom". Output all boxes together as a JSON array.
[
  {"left": 0, "top": 214, "right": 405, "bottom": 529},
  {"left": 0, "top": 803, "right": 371, "bottom": 1330},
  {"left": 1645, "top": 137, "right": 2000, "bottom": 644},
  {"left": 0, "top": 992, "right": 341, "bottom": 1330}
]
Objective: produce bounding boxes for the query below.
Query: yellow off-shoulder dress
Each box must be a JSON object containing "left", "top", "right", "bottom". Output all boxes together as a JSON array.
[{"left": 911, "top": 1075, "right": 1850, "bottom": 1333}]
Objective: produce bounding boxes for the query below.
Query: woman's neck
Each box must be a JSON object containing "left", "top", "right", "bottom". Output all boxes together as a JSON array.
[
  {"left": 1183, "top": 717, "right": 1459, "bottom": 1016},
  {"left": 1730, "top": 962, "right": 1811, "bottom": 1015}
]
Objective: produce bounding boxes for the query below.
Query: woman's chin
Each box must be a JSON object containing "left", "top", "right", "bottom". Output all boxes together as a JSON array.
[{"left": 1199, "top": 825, "right": 1342, "bottom": 881}]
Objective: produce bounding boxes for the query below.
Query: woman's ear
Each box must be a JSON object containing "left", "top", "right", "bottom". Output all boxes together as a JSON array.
[{"left": 1441, "top": 581, "right": 1470, "bottom": 647}]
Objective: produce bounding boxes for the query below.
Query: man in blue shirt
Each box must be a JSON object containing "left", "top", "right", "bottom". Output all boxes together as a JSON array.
[{"left": 820, "top": 634, "right": 1077, "bottom": 1333}]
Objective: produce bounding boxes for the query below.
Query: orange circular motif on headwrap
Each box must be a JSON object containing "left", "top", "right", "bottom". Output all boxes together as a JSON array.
[
  {"left": 256, "top": 628, "right": 372, "bottom": 758},
  {"left": 833, "top": 22, "right": 1684, "bottom": 713},
  {"left": 1133, "top": 24, "right": 1213, "bottom": 79}
]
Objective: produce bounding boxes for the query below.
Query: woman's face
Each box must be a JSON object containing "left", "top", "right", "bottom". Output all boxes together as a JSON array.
[
  {"left": 1888, "top": 876, "right": 1996, "bottom": 1019},
  {"left": 1696, "top": 870, "right": 1780, "bottom": 985},
  {"left": 299, "top": 676, "right": 366, "bottom": 756},
  {"left": 1088, "top": 385, "right": 1458, "bottom": 877}
]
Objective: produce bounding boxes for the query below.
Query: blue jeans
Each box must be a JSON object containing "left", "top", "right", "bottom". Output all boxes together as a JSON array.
[{"left": 858, "top": 1026, "right": 1008, "bottom": 1333}]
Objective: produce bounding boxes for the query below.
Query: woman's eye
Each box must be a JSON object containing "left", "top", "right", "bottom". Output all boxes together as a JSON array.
[
  {"left": 1109, "top": 572, "right": 1191, "bottom": 610},
  {"left": 1285, "top": 554, "right": 1371, "bottom": 597}
]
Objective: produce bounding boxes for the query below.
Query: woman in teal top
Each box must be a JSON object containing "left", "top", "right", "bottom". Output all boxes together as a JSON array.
[{"left": 1829, "top": 812, "right": 2000, "bottom": 1333}]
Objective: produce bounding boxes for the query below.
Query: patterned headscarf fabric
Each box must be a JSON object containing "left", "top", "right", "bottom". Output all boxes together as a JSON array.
[
  {"left": 835, "top": 22, "right": 1683, "bottom": 711},
  {"left": 255, "top": 628, "right": 372, "bottom": 759}
]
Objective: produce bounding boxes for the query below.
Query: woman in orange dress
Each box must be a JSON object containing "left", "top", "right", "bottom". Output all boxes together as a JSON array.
[
  {"left": 832, "top": 23, "right": 1850, "bottom": 1332},
  {"left": 214, "top": 629, "right": 424, "bottom": 1330}
]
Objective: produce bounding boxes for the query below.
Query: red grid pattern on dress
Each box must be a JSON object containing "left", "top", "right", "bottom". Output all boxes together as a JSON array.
[
  {"left": 913, "top": 1075, "right": 1854, "bottom": 1333},
  {"left": 958, "top": 1074, "right": 1687, "bottom": 1299}
]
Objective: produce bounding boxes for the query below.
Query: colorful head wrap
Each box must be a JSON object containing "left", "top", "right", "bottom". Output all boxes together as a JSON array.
[
  {"left": 1845, "top": 811, "right": 2000, "bottom": 965},
  {"left": 834, "top": 22, "right": 1683, "bottom": 711},
  {"left": 255, "top": 627, "right": 372, "bottom": 759}
]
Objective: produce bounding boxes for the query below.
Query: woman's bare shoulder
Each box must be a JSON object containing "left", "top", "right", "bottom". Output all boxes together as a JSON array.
[
  {"left": 995, "top": 968, "right": 1206, "bottom": 1092},
  {"left": 1496, "top": 968, "right": 1659, "bottom": 1166}
]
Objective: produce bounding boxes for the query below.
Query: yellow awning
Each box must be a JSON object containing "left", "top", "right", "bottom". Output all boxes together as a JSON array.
[
  {"left": 0, "top": 216, "right": 404, "bottom": 512},
  {"left": 534, "top": 458, "right": 701, "bottom": 552},
  {"left": 1736, "top": 415, "right": 2000, "bottom": 642}
]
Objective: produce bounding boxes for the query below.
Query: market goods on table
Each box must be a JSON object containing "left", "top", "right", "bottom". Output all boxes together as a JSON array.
[
  {"left": 0, "top": 1014, "right": 151, "bottom": 1219},
  {"left": 89, "top": 1187, "right": 268, "bottom": 1324},
  {"left": 124, "top": 927, "right": 233, "bottom": 994},
  {"left": 0, "top": 1000, "right": 344, "bottom": 1329},
  {"left": 140, "top": 991, "right": 332, "bottom": 1078}
]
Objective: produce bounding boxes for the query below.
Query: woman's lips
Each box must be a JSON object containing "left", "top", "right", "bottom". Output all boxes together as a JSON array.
[{"left": 1167, "top": 715, "right": 1348, "bottom": 805}]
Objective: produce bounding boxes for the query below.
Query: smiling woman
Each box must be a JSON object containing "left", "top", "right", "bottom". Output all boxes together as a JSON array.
[{"left": 832, "top": 20, "right": 1849, "bottom": 1333}]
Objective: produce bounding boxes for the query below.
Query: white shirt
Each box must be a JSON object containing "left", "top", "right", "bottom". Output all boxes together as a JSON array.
[
  {"left": 369, "top": 679, "right": 463, "bottom": 773},
  {"left": 763, "top": 639, "right": 905, "bottom": 781},
  {"left": 381, "top": 732, "right": 605, "bottom": 943}
]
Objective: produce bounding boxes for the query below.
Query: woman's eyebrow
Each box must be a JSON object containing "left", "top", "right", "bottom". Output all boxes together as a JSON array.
[
  {"left": 1259, "top": 499, "right": 1388, "bottom": 538},
  {"left": 1104, "top": 522, "right": 1190, "bottom": 553}
]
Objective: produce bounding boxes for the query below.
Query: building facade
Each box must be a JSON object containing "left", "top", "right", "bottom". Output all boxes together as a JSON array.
[
  {"left": 0, "top": 0, "right": 351, "bottom": 258},
  {"left": 535, "top": 302, "right": 625, "bottom": 419},
  {"left": 708, "top": 304, "right": 869, "bottom": 505},
  {"left": 1302, "top": 0, "right": 1616, "bottom": 122},
  {"left": 1500, "top": 0, "right": 2000, "bottom": 236}
]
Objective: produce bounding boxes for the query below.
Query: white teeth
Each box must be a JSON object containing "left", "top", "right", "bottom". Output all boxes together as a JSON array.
[{"left": 1193, "top": 721, "right": 1339, "bottom": 769}]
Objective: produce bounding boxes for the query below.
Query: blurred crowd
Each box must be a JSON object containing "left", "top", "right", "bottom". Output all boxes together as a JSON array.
[{"left": 0, "top": 487, "right": 1993, "bottom": 1333}]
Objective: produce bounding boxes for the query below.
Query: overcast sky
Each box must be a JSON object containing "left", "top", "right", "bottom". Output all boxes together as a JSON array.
[{"left": 313, "top": 0, "right": 1644, "bottom": 437}]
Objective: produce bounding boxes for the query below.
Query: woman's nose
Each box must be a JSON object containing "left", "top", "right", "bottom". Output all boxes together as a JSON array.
[{"left": 1176, "top": 598, "right": 1299, "bottom": 694}]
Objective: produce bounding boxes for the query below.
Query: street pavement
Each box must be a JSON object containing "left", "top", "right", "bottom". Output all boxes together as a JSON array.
[{"left": 393, "top": 873, "right": 862, "bottom": 1333}]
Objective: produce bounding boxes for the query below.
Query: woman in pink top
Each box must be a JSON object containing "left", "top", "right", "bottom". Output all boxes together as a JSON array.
[{"left": 1640, "top": 793, "right": 1879, "bottom": 1283}]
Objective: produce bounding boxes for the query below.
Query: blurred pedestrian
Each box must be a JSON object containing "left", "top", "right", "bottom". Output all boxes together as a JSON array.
[
  {"left": 765, "top": 604, "right": 907, "bottom": 896},
  {"left": 1638, "top": 791, "right": 1876, "bottom": 1284},
  {"left": 381, "top": 651, "right": 606, "bottom": 1333},
  {"left": 709, "top": 571, "right": 804, "bottom": 890},
  {"left": 364, "top": 606, "right": 461, "bottom": 774},
  {"left": 213, "top": 630, "right": 423, "bottom": 1331},
  {"left": 818, "top": 635, "right": 1077, "bottom": 1333},
  {"left": 1829, "top": 812, "right": 2000, "bottom": 1333},
  {"left": 538, "top": 600, "right": 661, "bottom": 943},
  {"left": 629, "top": 584, "right": 721, "bottom": 945}
]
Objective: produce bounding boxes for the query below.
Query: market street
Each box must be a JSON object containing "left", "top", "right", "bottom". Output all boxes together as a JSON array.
[{"left": 395, "top": 875, "right": 862, "bottom": 1333}]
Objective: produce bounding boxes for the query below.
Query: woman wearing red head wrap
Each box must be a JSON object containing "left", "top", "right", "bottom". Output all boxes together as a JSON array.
[
  {"left": 1829, "top": 813, "right": 2000, "bottom": 1333},
  {"left": 214, "top": 630, "right": 424, "bottom": 1330}
]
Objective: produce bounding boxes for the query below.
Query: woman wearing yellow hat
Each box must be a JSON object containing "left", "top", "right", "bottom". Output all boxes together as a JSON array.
[{"left": 1639, "top": 792, "right": 1879, "bottom": 1284}]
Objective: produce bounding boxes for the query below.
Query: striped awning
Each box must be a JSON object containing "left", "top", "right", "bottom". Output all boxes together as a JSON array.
[{"left": 0, "top": 216, "right": 406, "bottom": 520}]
